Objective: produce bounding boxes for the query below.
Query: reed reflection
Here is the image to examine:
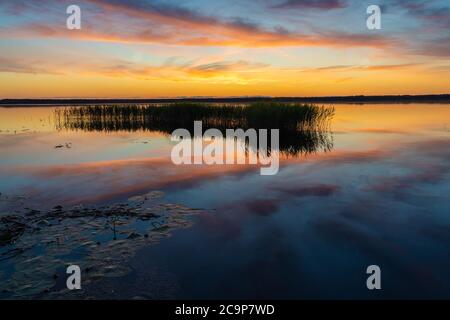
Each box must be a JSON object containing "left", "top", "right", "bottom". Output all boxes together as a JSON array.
[{"left": 54, "top": 103, "right": 334, "bottom": 156}]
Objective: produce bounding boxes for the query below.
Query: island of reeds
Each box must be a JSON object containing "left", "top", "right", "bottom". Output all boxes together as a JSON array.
[{"left": 55, "top": 102, "right": 334, "bottom": 155}]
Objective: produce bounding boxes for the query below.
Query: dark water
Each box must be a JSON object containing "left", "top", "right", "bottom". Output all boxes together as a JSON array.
[{"left": 0, "top": 104, "right": 449, "bottom": 299}]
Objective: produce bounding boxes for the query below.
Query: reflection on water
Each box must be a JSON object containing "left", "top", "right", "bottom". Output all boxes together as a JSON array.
[
  {"left": 0, "top": 104, "right": 450, "bottom": 299},
  {"left": 54, "top": 103, "right": 334, "bottom": 156}
]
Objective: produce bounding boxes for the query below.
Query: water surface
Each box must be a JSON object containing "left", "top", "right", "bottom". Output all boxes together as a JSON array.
[{"left": 0, "top": 104, "right": 449, "bottom": 299}]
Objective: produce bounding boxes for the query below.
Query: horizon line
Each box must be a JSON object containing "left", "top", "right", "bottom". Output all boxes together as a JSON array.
[{"left": 1, "top": 94, "right": 450, "bottom": 106}]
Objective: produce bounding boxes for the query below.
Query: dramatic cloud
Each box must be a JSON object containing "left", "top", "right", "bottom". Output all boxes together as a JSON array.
[
  {"left": 0, "top": 0, "right": 396, "bottom": 48},
  {"left": 0, "top": 0, "right": 449, "bottom": 97}
]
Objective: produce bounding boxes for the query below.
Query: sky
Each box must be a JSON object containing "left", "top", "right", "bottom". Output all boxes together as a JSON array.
[{"left": 0, "top": 0, "right": 449, "bottom": 98}]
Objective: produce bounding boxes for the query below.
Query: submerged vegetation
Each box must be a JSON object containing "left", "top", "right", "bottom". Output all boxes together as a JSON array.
[
  {"left": 55, "top": 102, "right": 335, "bottom": 155},
  {"left": 0, "top": 191, "right": 203, "bottom": 299}
]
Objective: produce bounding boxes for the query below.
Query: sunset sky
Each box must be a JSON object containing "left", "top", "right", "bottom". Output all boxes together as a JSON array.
[{"left": 0, "top": 0, "right": 449, "bottom": 98}]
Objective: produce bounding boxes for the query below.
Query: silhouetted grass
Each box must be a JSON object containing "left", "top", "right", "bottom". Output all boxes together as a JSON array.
[{"left": 55, "top": 102, "right": 334, "bottom": 155}]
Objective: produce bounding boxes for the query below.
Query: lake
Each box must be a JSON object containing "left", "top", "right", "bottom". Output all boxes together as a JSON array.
[{"left": 0, "top": 103, "right": 449, "bottom": 299}]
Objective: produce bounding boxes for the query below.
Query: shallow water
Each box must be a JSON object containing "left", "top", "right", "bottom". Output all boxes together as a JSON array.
[{"left": 0, "top": 104, "right": 449, "bottom": 299}]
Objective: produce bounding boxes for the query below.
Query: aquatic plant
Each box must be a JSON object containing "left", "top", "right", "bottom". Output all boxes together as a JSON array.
[
  {"left": 0, "top": 191, "right": 203, "bottom": 299},
  {"left": 55, "top": 102, "right": 334, "bottom": 155}
]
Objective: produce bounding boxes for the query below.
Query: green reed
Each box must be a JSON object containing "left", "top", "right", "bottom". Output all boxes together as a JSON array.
[{"left": 54, "top": 102, "right": 334, "bottom": 155}]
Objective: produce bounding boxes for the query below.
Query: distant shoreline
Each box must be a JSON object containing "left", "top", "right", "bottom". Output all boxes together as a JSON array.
[{"left": 1, "top": 94, "right": 450, "bottom": 106}]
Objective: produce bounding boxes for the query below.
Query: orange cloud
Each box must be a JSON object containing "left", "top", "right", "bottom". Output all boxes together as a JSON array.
[
  {"left": 1, "top": 0, "right": 397, "bottom": 50},
  {"left": 2, "top": 20, "right": 396, "bottom": 49}
]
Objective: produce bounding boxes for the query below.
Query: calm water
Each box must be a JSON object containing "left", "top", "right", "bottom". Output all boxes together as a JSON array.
[{"left": 0, "top": 104, "right": 449, "bottom": 299}]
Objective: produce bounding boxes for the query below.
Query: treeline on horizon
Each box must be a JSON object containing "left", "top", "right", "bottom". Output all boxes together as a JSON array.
[{"left": 2, "top": 94, "right": 450, "bottom": 106}]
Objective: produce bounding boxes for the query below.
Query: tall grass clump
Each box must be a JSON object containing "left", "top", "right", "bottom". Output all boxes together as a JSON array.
[
  {"left": 54, "top": 102, "right": 334, "bottom": 155},
  {"left": 55, "top": 102, "right": 333, "bottom": 132}
]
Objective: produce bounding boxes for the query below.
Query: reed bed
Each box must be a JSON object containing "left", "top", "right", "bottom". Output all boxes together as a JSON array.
[
  {"left": 55, "top": 102, "right": 333, "bottom": 132},
  {"left": 54, "top": 102, "right": 334, "bottom": 155}
]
